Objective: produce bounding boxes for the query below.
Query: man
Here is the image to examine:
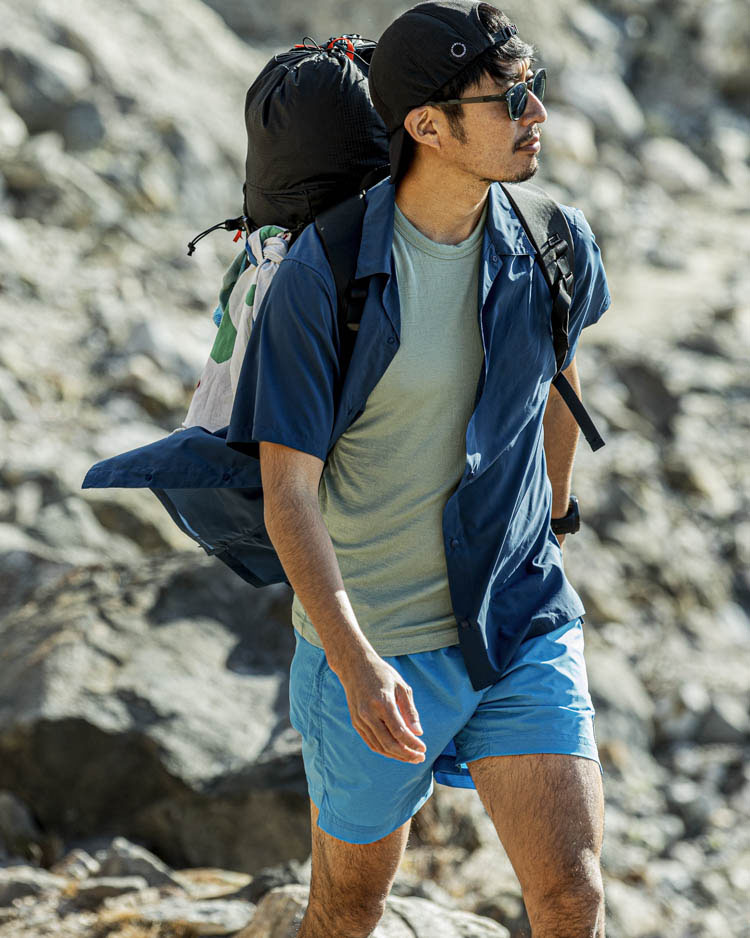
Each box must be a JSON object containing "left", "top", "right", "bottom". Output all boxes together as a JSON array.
[{"left": 227, "top": 2, "right": 611, "bottom": 935}]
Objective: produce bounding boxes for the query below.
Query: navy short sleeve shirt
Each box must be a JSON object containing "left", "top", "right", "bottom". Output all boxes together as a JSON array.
[{"left": 228, "top": 178, "right": 611, "bottom": 689}]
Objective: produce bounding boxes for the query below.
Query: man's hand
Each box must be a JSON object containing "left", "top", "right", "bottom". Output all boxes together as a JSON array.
[{"left": 334, "top": 649, "right": 426, "bottom": 764}]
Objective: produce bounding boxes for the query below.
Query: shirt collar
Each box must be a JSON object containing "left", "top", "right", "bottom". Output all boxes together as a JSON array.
[
  {"left": 355, "top": 177, "right": 535, "bottom": 280},
  {"left": 355, "top": 177, "right": 395, "bottom": 279}
]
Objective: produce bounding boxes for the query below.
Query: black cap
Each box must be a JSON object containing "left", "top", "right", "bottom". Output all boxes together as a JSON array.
[{"left": 369, "top": 1, "right": 518, "bottom": 183}]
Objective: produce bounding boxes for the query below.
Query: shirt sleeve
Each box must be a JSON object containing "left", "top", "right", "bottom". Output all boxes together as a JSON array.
[
  {"left": 559, "top": 206, "right": 611, "bottom": 371},
  {"left": 226, "top": 254, "right": 340, "bottom": 462}
]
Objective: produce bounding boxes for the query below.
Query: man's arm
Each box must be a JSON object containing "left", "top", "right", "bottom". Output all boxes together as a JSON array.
[
  {"left": 543, "top": 355, "right": 581, "bottom": 546},
  {"left": 260, "top": 441, "right": 425, "bottom": 764}
]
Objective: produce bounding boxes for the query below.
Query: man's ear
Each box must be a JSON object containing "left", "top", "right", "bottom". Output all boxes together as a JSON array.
[{"left": 403, "top": 105, "right": 442, "bottom": 152}]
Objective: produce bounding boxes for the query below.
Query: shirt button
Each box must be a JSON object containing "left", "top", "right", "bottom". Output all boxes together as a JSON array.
[
  {"left": 387, "top": 336, "right": 396, "bottom": 345},
  {"left": 459, "top": 618, "right": 470, "bottom": 629},
  {"left": 490, "top": 253, "right": 499, "bottom": 264},
  {"left": 222, "top": 471, "right": 232, "bottom": 481},
  {"left": 450, "top": 537, "right": 460, "bottom": 549},
  {"left": 144, "top": 472, "right": 153, "bottom": 482}
]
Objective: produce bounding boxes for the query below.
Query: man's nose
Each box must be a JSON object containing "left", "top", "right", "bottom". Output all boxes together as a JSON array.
[{"left": 522, "top": 92, "right": 547, "bottom": 125}]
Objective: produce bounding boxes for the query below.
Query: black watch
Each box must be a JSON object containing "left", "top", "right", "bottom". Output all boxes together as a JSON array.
[{"left": 551, "top": 495, "right": 580, "bottom": 535}]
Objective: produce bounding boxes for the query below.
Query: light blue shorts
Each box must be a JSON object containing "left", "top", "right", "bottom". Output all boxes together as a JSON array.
[{"left": 289, "top": 616, "right": 600, "bottom": 844}]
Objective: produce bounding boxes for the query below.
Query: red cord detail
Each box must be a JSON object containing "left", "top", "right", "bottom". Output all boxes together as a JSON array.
[
  {"left": 326, "top": 37, "right": 355, "bottom": 60},
  {"left": 233, "top": 230, "right": 243, "bottom": 243}
]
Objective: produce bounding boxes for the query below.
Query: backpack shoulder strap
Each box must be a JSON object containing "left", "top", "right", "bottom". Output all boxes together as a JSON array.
[
  {"left": 500, "top": 181, "right": 575, "bottom": 373},
  {"left": 500, "top": 182, "right": 605, "bottom": 452},
  {"left": 314, "top": 193, "right": 369, "bottom": 377}
]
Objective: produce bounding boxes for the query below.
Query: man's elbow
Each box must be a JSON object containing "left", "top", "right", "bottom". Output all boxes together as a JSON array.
[{"left": 259, "top": 441, "right": 323, "bottom": 534}]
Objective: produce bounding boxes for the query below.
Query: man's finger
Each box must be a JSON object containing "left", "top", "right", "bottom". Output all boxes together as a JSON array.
[
  {"left": 395, "top": 683, "right": 423, "bottom": 735},
  {"left": 362, "top": 708, "right": 424, "bottom": 762},
  {"left": 366, "top": 715, "right": 413, "bottom": 760},
  {"left": 382, "top": 700, "right": 426, "bottom": 754}
]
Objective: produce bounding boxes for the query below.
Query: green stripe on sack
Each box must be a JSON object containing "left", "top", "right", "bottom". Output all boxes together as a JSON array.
[
  {"left": 209, "top": 307, "right": 237, "bottom": 363},
  {"left": 258, "top": 225, "right": 285, "bottom": 243},
  {"left": 218, "top": 251, "right": 248, "bottom": 311}
]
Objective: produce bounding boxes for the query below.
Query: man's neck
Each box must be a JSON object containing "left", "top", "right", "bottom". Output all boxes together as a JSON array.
[{"left": 394, "top": 168, "right": 490, "bottom": 245}]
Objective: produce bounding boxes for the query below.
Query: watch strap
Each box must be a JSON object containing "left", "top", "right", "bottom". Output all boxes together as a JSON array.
[{"left": 551, "top": 495, "right": 580, "bottom": 535}]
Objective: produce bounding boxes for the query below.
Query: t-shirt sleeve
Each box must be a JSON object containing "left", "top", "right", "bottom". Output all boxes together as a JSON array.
[
  {"left": 226, "top": 256, "right": 340, "bottom": 461},
  {"left": 560, "top": 206, "right": 611, "bottom": 371}
]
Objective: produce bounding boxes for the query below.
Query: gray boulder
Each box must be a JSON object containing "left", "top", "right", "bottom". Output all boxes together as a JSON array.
[
  {"left": 95, "top": 836, "right": 182, "bottom": 889},
  {"left": 71, "top": 874, "right": 150, "bottom": 907},
  {"left": 558, "top": 68, "right": 646, "bottom": 141},
  {"left": 0, "top": 525, "right": 75, "bottom": 619},
  {"left": 696, "top": 696, "right": 750, "bottom": 745},
  {"left": 0, "top": 791, "right": 42, "bottom": 862},
  {"left": 49, "top": 847, "right": 101, "bottom": 881},
  {"left": 585, "top": 646, "right": 655, "bottom": 752},
  {"left": 641, "top": 136, "right": 713, "bottom": 194},
  {"left": 114, "top": 893, "right": 256, "bottom": 934},
  {"left": 0, "top": 555, "right": 308, "bottom": 874},
  {"left": 0, "top": 865, "right": 68, "bottom": 906},
  {"left": 236, "top": 883, "right": 511, "bottom": 937},
  {"left": 0, "top": 26, "right": 90, "bottom": 135},
  {"left": 0, "top": 91, "right": 27, "bottom": 149}
]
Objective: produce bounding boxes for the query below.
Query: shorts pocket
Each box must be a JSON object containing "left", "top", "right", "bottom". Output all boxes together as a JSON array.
[{"left": 289, "top": 633, "right": 327, "bottom": 737}]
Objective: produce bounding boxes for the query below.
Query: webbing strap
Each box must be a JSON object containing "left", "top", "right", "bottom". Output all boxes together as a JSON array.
[
  {"left": 500, "top": 181, "right": 605, "bottom": 451},
  {"left": 314, "top": 169, "right": 389, "bottom": 360},
  {"left": 552, "top": 373, "right": 605, "bottom": 452},
  {"left": 500, "top": 181, "right": 574, "bottom": 374},
  {"left": 314, "top": 193, "right": 369, "bottom": 375}
]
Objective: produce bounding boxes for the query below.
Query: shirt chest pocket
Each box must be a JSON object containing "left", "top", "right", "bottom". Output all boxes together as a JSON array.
[{"left": 485, "top": 264, "right": 557, "bottom": 380}]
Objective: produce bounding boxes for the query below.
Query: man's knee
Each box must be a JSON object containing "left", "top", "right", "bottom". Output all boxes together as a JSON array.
[
  {"left": 302, "top": 888, "right": 386, "bottom": 938},
  {"left": 524, "top": 854, "right": 605, "bottom": 935}
]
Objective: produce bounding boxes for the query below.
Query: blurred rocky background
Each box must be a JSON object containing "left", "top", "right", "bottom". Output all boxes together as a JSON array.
[{"left": 0, "top": 0, "right": 748, "bottom": 935}]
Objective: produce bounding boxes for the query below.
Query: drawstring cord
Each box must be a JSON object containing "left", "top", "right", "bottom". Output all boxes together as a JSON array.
[{"left": 186, "top": 215, "right": 251, "bottom": 256}]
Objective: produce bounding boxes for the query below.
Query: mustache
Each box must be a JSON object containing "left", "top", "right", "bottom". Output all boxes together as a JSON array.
[{"left": 515, "top": 131, "right": 541, "bottom": 150}]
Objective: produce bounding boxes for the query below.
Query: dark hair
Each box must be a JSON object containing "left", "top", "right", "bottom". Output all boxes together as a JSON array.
[{"left": 401, "top": 3, "right": 535, "bottom": 168}]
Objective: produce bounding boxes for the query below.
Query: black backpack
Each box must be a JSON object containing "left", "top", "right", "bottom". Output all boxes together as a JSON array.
[{"left": 187, "top": 35, "right": 390, "bottom": 253}]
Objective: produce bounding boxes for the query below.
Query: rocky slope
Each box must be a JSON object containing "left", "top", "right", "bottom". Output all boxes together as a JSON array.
[{"left": 0, "top": 0, "right": 748, "bottom": 936}]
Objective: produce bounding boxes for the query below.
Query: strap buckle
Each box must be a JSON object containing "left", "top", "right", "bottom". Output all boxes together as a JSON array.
[{"left": 492, "top": 25, "right": 518, "bottom": 43}]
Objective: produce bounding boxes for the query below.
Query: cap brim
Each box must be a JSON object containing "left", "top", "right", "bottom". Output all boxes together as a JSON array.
[{"left": 388, "top": 126, "right": 409, "bottom": 185}]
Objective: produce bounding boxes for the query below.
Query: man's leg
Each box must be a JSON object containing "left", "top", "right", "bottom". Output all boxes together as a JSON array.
[
  {"left": 298, "top": 799, "right": 411, "bottom": 938},
  {"left": 469, "top": 752, "right": 605, "bottom": 938}
]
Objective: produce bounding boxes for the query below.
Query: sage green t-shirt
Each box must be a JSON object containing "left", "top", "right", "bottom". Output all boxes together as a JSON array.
[{"left": 292, "top": 201, "right": 487, "bottom": 654}]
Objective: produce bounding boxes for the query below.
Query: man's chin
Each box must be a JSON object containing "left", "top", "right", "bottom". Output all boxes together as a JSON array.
[
  {"left": 506, "top": 158, "right": 540, "bottom": 184},
  {"left": 484, "top": 159, "right": 540, "bottom": 186}
]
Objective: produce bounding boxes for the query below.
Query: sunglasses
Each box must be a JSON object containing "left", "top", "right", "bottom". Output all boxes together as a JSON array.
[{"left": 426, "top": 68, "right": 546, "bottom": 122}]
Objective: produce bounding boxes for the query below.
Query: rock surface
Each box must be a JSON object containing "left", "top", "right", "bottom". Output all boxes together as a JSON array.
[
  {"left": 0, "top": 0, "right": 749, "bottom": 936},
  {"left": 236, "top": 883, "right": 511, "bottom": 938},
  {"left": 0, "top": 558, "right": 308, "bottom": 873}
]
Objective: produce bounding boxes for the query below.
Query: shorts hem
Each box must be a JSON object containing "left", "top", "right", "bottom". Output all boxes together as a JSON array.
[
  {"left": 312, "top": 782, "right": 434, "bottom": 844},
  {"left": 460, "top": 735, "right": 602, "bottom": 775}
]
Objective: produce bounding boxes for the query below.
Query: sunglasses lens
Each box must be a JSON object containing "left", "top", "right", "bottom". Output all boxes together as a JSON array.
[
  {"left": 508, "top": 83, "right": 527, "bottom": 120},
  {"left": 533, "top": 69, "right": 546, "bottom": 102}
]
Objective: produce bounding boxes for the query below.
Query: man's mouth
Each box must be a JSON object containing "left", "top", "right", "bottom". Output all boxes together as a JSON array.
[{"left": 516, "top": 134, "right": 541, "bottom": 152}]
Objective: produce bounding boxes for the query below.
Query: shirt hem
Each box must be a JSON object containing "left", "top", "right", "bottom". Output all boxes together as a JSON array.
[{"left": 292, "top": 622, "right": 460, "bottom": 657}]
